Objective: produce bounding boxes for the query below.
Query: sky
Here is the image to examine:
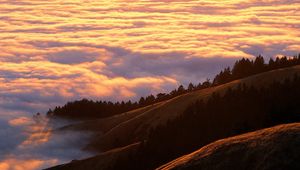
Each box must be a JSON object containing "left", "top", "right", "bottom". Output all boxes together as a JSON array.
[
  {"left": 0, "top": 0, "right": 299, "bottom": 114},
  {"left": 0, "top": 0, "right": 299, "bottom": 169}
]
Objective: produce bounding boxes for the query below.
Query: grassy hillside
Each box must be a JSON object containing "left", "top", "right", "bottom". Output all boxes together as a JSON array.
[
  {"left": 59, "top": 103, "right": 160, "bottom": 133},
  {"left": 50, "top": 65, "right": 300, "bottom": 170},
  {"left": 157, "top": 123, "right": 300, "bottom": 170},
  {"left": 47, "top": 143, "right": 140, "bottom": 170},
  {"left": 82, "top": 65, "right": 300, "bottom": 152}
]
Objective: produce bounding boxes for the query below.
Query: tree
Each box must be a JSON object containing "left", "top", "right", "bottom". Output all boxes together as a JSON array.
[
  {"left": 232, "top": 58, "right": 253, "bottom": 79},
  {"left": 268, "top": 58, "right": 275, "bottom": 69},
  {"left": 156, "top": 93, "right": 167, "bottom": 101},
  {"left": 202, "top": 79, "right": 211, "bottom": 88},
  {"left": 188, "top": 83, "right": 195, "bottom": 91},
  {"left": 177, "top": 85, "right": 185, "bottom": 95},
  {"left": 139, "top": 97, "right": 146, "bottom": 105},
  {"left": 145, "top": 95, "right": 156, "bottom": 105},
  {"left": 253, "top": 55, "right": 265, "bottom": 73},
  {"left": 213, "top": 67, "right": 232, "bottom": 85}
]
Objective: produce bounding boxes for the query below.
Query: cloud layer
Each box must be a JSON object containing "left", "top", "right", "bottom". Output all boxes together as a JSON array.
[
  {"left": 0, "top": 1, "right": 299, "bottom": 169},
  {"left": 1, "top": 0, "right": 299, "bottom": 113}
]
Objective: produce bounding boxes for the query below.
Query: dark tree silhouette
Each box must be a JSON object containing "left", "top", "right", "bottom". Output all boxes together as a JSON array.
[{"left": 48, "top": 54, "right": 300, "bottom": 119}]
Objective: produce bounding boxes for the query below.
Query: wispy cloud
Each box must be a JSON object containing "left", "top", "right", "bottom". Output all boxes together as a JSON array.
[{"left": 0, "top": 111, "right": 93, "bottom": 170}]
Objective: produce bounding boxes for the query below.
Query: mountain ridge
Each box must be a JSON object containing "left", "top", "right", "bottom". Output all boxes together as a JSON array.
[
  {"left": 48, "top": 64, "right": 300, "bottom": 170},
  {"left": 157, "top": 123, "right": 300, "bottom": 170},
  {"left": 68, "top": 65, "right": 300, "bottom": 152}
]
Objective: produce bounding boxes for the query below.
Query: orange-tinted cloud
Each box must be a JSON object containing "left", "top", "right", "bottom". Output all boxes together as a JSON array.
[
  {"left": 0, "top": 0, "right": 298, "bottom": 112},
  {"left": 9, "top": 117, "right": 33, "bottom": 126},
  {"left": 0, "top": 158, "right": 58, "bottom": 170},
  {"left": 0, "top": 0, "right": 299, "bottom": 169}
]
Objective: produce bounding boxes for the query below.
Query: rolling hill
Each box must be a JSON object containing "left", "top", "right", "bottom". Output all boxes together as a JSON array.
[
  {"left": 157, "top": 123, "right": 300, "bottom": 170},
  {"left": 64, "top": 65, "right": 300, "bottom": 152},
  {"left": 48, "top": 65, "right": 300, "bottom": 170}
]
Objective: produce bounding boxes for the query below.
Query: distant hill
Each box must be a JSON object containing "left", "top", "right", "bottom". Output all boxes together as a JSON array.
[
  {"left": 48, "top": 61, "right": 300, "bottom": 170},
  {"left": 66, "top": 65, "right": 300, "bottom": 152},
  {"left": 157, "top": 123, "right": 300, "bottom": 170}
]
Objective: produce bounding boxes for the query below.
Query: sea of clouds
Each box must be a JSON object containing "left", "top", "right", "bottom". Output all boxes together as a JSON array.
[
  {"left": 1, "top": 0, "right": 299, "bottom": 113},
  {"left": 0, "top": 0, "right": 299, "bottom": 169}
]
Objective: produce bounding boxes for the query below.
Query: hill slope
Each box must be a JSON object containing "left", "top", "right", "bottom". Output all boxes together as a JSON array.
[
  {"left": 47, "top": 142, "right": 140, "bottom": 170},
  {"left": 49, "top": 65, "right": 300, "bottom": 170},
  {"left": 67, "top": 65, "right": 300, "bottom": 151},
  {"left": 157, "top": 123, "right": 300, "bottom": 170}
]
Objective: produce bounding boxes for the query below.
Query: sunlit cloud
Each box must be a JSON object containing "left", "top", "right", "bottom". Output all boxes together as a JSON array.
[
  {"left": 0, "top": 0, "right": 299, "bottom": 169},
  {"left": 0, "top": 59, "right": 178, "bottom": 113},
  {"left": 0, "top": 0, "right": 298, "bottom": 126},
  {"left": 8, "top": 116, "right": 33, "bottom": 127},
  {"left": 0, "top": 158, "right": 58, "bottom": 170}
]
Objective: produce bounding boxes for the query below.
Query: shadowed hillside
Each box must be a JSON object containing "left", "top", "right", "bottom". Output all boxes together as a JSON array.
[
  {"left": 46, "top": 55, "right": 300, "bottom": 170},
  {"left": 47, "top": 143, "right": 140, "bottom": 170},
  {"left": 47, "top": 64, "right": 300, "bottom": 170},
  {"left": 157, "top": 123, "right": 300, "bottom": 170},
  {"left": 68, "top": 64, "right": 300, "bottom": 153}
]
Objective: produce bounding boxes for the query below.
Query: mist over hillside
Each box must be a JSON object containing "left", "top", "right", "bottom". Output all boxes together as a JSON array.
[{"left": 0, "top": 112, "right": 94, "bottom": 170}]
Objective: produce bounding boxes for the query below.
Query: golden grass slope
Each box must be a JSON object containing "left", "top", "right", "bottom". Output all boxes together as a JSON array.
[{"left": 157, "top": 123, "right": 300, "bottom": 170}]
